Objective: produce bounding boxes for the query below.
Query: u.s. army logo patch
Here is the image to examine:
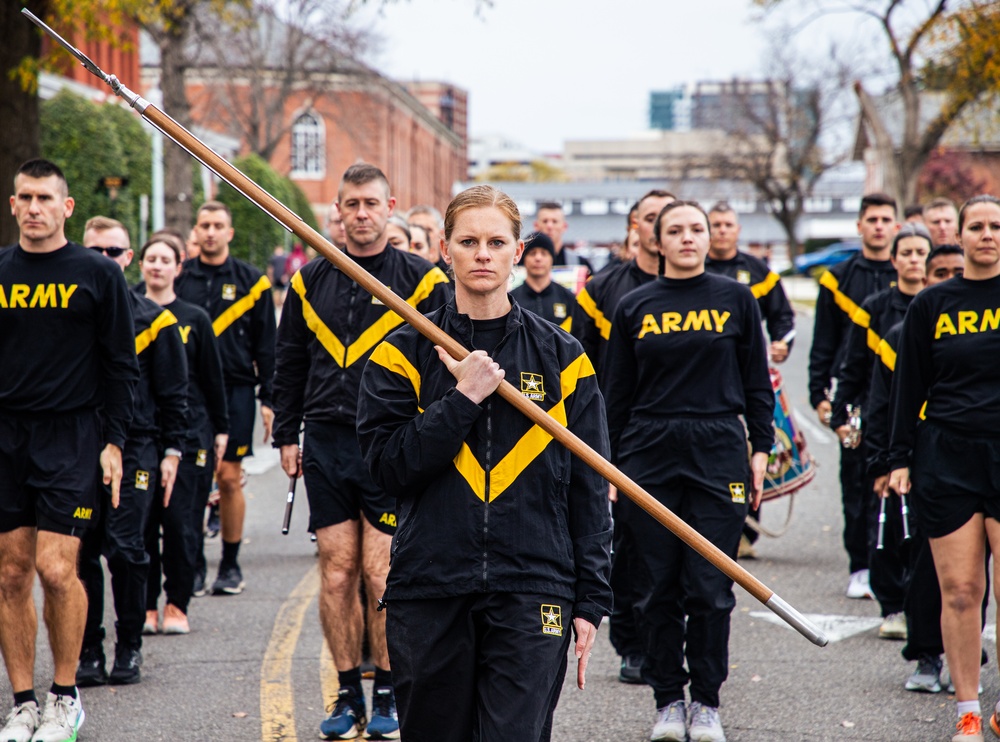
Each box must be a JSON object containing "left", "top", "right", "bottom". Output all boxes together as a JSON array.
[
  {"left": 729, "top": 482, "right": 746, "bottom": 503},
  {"left": 136, "top": 470, "right": 150, "bottom": 491},
  {"left": 520, "top": 372, "right": 545, "bottom": 401},
  {"left": 553, "top": 302, "right": 567, "bottom": 319},
  {"left": 221, "top": 284, "right": 237, "bottom": 300},
  {"left": 737, "top": 270, "right": 751, "bottom": 285},
  {"left": 196, "top": 449, "right": 208, "bottom": 468},
  {"left": 541, "top": 604, "right": 563, "bottom": 636}
]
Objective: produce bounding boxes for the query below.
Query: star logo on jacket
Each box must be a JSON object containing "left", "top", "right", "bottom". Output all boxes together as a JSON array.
[
  {"left": 540, "top": 604, "right": 563, "bottom": 636},
  {"left": 222, "top": 284, "right": 237, "bottom": 300},
  {"left": 520, "top": 372, "right": 545, "bottom": 401},
  {"left": 737, "top": 270, "right": 751, "bottom": 285},
  {"left": 196, "top": 449, "right": 208, "bottom": 468},
  {"left": 136, "top": 470, "right": 150, "bottom": 491},
  {"left": 729, "top": 482, "right": 746, "bottom": 503},
  {"left": 553, "top": 302, "right": 567, "bottom": 319}
]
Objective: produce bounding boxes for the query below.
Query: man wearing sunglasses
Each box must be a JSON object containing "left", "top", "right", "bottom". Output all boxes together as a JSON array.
[
  {"left": 0, "top": 159, "right": 139, "bottom": 742},
  {"left": 75, "top": 217, "right": 188, "bottom": 691}
]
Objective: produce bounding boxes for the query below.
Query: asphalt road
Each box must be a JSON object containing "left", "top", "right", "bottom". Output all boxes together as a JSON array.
[{"left": 3, "top": 303, "right": 995, "bottom": 741}]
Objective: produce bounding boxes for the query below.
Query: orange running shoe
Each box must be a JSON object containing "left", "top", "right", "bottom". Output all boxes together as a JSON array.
[{"left": 953, "top": 711, "right": 983, "bottom": 742}]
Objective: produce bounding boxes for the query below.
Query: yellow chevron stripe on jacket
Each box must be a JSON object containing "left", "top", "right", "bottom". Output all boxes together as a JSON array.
[
  {"left": 577, "top": 288, "right": 611, "bottom": 340},
  {"left": 293, "top": 267, "right": 448, "bottom": 367},
  {"left": 559, "top": 316, "right": 573, "bottom": 333},
  {"left": 136, "top": 309, "right": 178, "bottom": 355},
  {"left": 819, "top": 271, "right": 867, "bottom": 330},
  {"left": 453, "top": 353, "right": 595, "bottom": 502},
  {"left": 876, "top": 338, "right": 896, "bottom": 372},
  {"left": 750, "top": 271, "right": 781, "bottom": 299},
  {"left": 369, "top": 341, "right": 423, "bottom": 412},
  {"left": 212, "top": 275, "right": 271, "bottom": 337}
]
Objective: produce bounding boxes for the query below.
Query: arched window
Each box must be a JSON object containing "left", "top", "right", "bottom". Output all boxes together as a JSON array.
[{"left": 290, "top": 110, "right": 325, "bottom": 179}]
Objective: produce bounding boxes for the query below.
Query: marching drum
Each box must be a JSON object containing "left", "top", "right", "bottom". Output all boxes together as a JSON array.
[
  {"left": 762, "top": 368, "right": 816, "bottom": 501},
  {"left": 746, "top": 369, "right": 816, "bottom": 538}
]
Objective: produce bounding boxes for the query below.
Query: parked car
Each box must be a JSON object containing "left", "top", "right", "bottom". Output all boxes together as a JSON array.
[{"left": 794, "top": 242, "right": 861, "bottom": 277}]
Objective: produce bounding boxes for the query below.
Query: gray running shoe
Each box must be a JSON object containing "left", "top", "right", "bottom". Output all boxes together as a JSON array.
[
  {"left": 651, "top": 700, "right": 686, "bottom": 742},
  {"left": 32, "top": 692, "right": 84, "bottom": 742},
  {"left": 0, "top": 701, "right": 40, "bottom": 742},
  {"left": 905, "top": 654, "right": 943, "bottom": 693},
  {"left": 688, "top": 701, "right": 726, "bottom": 742}
]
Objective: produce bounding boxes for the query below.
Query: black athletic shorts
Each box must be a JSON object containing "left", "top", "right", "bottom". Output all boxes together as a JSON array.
[
  {"left": 302, "top": 420, "right": 396, "bottom": 535},
  {"left": 224, "top": 385, "right": 256, "bottom": 462},
  {"left": 912, "top": 421, "right": 1000, "bottom": 538},
  {"left": 0, "top": 410, "right": 103, "bottom": 536}
]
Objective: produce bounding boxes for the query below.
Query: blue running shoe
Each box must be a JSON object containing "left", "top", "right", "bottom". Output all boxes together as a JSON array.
[
  {"left": 365, "top": 686, "right": 399, "bottom": 739},
  {"left": 320, "top": 687, "right": 366, "bottom": 740}
]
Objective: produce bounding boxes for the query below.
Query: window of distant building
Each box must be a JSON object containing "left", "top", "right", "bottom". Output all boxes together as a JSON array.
[{"left": 290, "top": 110, "right": 325, "bottom": 179}]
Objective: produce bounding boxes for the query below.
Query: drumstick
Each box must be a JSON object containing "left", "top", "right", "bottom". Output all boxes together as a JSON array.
[
  {"left": 281, "top": 475, "right": 297, "bottom": 535},
  {"left": 876, "top": 496, "right": 887, "bottom": 550},
  {"left": 899, "top": 494, "right": 911, "bottom": 541}
]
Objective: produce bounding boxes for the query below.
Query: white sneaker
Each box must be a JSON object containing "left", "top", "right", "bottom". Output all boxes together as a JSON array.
[
  {"left": 31, "top": 692, "right": 84, "bottom": 742},
  {"left": 688, "top": 701, "right": 726, "bottom": 742},
  {"left": 651, "top": 700, "right": 687, "bottom": 742},
  {"left": 879, "top": 612, "right": 907, "bottom": 640},
  {"left": 846, "top": 569, "right": 874, "bottom": 599},
  {"left": 0, "top": 701, "right": 40, "bottom": 742}
]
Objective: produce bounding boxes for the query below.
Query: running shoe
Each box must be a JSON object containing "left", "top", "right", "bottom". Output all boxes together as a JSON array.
[
  {"left": 365, "top": 686, "right": 399, "bottom": 739},
  {"left": 688, "top": 701, "right": 726, "bottom": 742},
  {"left": 845, "top": 569, "right": 874, "bottom": 599},
  {"left": 142, "top": 610, "right": 159, "bottom": 635},
  {"left": 991, "top": 704, "right": 1000, "bottom": 737},
  {"left": 619, "top": 654, "right": 644, "bottom": 684},
  {"left": 192, "top": 570, "right": 208, "bottom": 598},
  {"left": 31, "top": 692, "right": 84, "bottom": 742},
  {"left": 0, "top": 700, "right": 40, "bottom": 742},
  {"left": 108, "top": 644, "right": 142, "bottom": 685},
  {"left": 75, "top": 645, "right": 108, "bottom": 688},
  {"left": 737, "top": 534, "right": 757, "bottom": 559},
  {"left": 878, "top": 612, "right": 907, "bottom": 640},
  {"left": 953, "top": 711, "right": 983, "bottom": 742},
  {"left": 905, "top": 654, "right": 943, "bottom": 693},
  {"left": 650, "top": 700, "right": 686, "bottom": 742},
  {"left": 206, "top": 503, "right": 220, "bottom": 539},
  {"left": 212, "top": 564, "right": 245, "bottom": 595},
  {"left": 161, "top": 604, "right": 190, "bottom": 635},
  {"left": 320, "top": 687, "right": 366, "bottom": 740}
]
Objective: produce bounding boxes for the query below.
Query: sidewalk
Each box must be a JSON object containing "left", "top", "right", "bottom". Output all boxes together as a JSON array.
[{"left": 783, "top": 274, "right": 819, "bottom": 303}]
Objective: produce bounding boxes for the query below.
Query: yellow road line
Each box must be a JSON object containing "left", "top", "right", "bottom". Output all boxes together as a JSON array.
[
  {"left": 260, "top": 564, "right": 320, "bottom": 742},
  {"left": 320, "top": 640, "right": 339, "bottom": 711}
]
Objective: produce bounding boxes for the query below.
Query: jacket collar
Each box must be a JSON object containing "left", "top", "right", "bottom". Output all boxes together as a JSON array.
[{"left": 442, "top": 295, "right": 524, "bottom": 347}]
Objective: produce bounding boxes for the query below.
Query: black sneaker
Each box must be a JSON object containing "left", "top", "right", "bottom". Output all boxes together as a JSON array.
[
  {"left": 206, "top": 503, "right": 220, "bottom": 539},
  {"left": 619, "top": 654, "right": 645, "bottom": 684},
  {"left": 109, "top": 644, "right": 142, "bottom": 685},
  {"left": 192, "top": 570, "right": 208, "bottom": 598},
  {"left": 212, "top": 564, "right": 245, "bottom": 595},
  {"left": 76, "top": 645, "right": 108, "bottom": 687}
]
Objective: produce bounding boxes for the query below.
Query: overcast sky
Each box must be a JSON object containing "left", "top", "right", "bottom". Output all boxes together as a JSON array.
[{"left": 352, "top": 0, "right": 779, "bottom": 152}]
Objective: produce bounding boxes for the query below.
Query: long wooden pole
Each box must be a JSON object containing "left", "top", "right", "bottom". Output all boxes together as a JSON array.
[{"left": 23, "top": 8, "right": 826, "bottom": 647}]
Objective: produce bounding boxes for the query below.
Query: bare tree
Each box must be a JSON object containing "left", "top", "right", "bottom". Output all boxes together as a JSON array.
[
  {"left": 195, "top": 0, "right": 377, "bottom": 161},
  {"left": 697, "top": 46, "right": 851, "bottom": 258},
  {"left": 758, "top": 0, "right": 1000, "bottom": 208}
]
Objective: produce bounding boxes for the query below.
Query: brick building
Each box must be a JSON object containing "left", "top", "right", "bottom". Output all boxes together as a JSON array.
[{"left": 142, "top": 12, "right": 467, "bottom": 221}]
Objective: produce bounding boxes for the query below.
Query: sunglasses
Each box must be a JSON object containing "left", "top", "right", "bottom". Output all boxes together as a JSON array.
[{"left": 87, "top": 246, "right": 129, "bottom": 258}]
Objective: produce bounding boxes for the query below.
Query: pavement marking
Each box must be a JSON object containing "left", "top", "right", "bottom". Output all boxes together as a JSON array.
[
  {"left": 749, "top": 612, "right": 882, "bottom": 643},
  {"left": 320, "top": 640, "right": 338, "bottom": 712},
  {"left": 260, "top": 564, "right": 320, "bottom": 742},
  {"left": 794, "top": 407, "right": 836, "bottom": 445}
]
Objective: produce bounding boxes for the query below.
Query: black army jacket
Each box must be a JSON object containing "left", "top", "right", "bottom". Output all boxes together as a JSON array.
[
  {"left": 272, "top": 249, "right": 450, "bottom": 443},
  {"left": 357, "top": 299, "right": 613, "bottom": 628}
]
